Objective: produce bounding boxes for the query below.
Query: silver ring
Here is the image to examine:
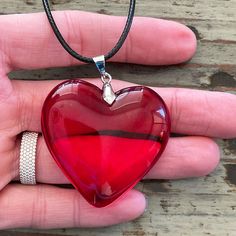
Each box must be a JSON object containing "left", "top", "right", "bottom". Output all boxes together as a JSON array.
[{"left": 19, "top": 132, "right": 39, "bottom": 185}]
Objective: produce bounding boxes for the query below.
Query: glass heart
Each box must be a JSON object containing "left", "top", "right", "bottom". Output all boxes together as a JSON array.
[{"left": 41, "top": 80, "right": 171, "bottom": 207}]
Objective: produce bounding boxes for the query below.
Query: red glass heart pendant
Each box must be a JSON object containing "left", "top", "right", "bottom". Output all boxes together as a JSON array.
[{"left": 41, "top": 80, "right": 171, "bottom": 207}]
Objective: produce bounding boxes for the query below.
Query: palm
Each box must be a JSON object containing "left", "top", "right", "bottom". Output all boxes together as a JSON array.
[
  {"left": 0, "top": 11, "right": 235, "bottom": 229},
  {"left": 0, "top": 83, "right": 21, "bottom": 189}
]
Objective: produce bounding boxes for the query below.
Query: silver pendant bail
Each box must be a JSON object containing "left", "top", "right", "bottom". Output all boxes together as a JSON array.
[
  {"left": 93, "top": 55, "right": 116, "bottom": 105},
  {"left": 93, "top": 55, "right": 106, "bottom": 76}
]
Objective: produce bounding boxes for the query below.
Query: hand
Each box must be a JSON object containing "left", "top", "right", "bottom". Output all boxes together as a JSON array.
[{"left": 0, "top": 11, "right": 235, "bottom": 229}]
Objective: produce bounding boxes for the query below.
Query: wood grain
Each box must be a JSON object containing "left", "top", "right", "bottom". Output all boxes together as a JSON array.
[{"left": 1, "top": 0, "right": 236, "bottom": 235}]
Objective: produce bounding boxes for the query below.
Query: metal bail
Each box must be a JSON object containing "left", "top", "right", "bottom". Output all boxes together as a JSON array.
[
  {"left": 93, "top": 55, "right": 106, "bottom": 76},
  {"left": 93, "top": 55, "right": 116, "bottom": 105}
]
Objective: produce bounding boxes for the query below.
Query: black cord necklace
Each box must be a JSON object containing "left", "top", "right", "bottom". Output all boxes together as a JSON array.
[
  {"left": 41, "top": 1, "right": 171, "bottom": 208},
  {"left": 42, "top": 0, "right": 136, "bottom": 64},
  {"left": 42, "top": 0, "right": 136, "bottom": 104}
]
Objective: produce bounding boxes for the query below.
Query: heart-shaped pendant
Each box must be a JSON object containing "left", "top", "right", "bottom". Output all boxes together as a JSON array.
[{"left": 41, "top": 80, "right": 171, "bottom": 207}]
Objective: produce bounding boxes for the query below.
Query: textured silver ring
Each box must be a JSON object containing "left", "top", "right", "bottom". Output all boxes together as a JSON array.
[{"left": 19, "top": 132, "right": 39, "bottom": 185}]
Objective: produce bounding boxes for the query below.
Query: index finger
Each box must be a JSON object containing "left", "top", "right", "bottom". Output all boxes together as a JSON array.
[{"left": 0, "top": 11, "right": 196, "bottom": 72}]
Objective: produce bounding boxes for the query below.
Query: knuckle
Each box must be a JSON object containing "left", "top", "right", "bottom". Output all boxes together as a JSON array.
[
  {"left": 30, "top": 185, "right": 47, "bottom": 229},
  {"left": 169, "top": 88, "right": 182, "bottom": 130}
]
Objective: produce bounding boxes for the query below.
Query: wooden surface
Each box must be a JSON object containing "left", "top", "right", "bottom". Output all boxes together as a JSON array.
[{"left": 1, "top": 0, "right": 236, "bottom": 235}]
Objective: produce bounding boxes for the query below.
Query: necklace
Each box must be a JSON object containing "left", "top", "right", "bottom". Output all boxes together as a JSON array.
[{"left": 41, "top": 0, "right": 171, "bottom": 208}]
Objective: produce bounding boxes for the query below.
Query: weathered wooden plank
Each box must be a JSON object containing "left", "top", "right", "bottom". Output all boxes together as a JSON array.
[
  {"left": 1, "top": 0, "right": 236, "bottom": 22},
  {"left": 192, "top": 42, "right": 236, "bottom": 66},
  {"left": 9, "top": 63, "right": 236, "bottom": 92}
]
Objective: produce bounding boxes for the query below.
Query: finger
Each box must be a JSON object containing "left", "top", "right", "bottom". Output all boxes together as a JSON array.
[
  {"left": 157, "top": 87, "right": 236, "bottom": 138},
  {"left": 0, "top": 184, "right": 146, "bottom": 229},
  {"left": 12, "top": 79, "right": 236, "bottom": 138},
  {"left": 0, "top": 11, "right": 196, "bottom": 71},
  {"left": 13, "top": 136, "right": 219, "bottom": 183},
  {"left": 144, "top": 136, "right": 220, "bottom": 179}
]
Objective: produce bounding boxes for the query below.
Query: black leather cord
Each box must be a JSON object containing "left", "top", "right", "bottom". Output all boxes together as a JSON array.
[{"left": 42, "top": 0, "right": 136, "bottom": 63}]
